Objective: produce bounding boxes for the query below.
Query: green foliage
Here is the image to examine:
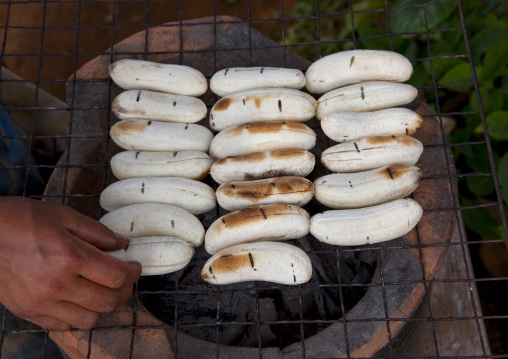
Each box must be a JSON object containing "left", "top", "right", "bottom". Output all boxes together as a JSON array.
[{"left": 277, "top": 0, "right": 508, "bottom": 238}]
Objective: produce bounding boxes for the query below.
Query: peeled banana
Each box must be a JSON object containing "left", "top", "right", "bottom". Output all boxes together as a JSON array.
[
  {"left": 108, "top": 59, "right": 207, "bottom": 96},
  {"left": 216, "top": 176, "right": 314, "bottom": 211},
  {"left": 100, "top": 177, "right": 216, "bottom": 215},
  {"left": 110, "top": 150, "right": 214, "bottom": 181},
  {"left": 201, "top": 241, "right": 312, "bottom": 285},
  {"left": 112, "top": 90, "right": 207, "bottom": 123},
  {"left": 320, "top": 108, "right": 423, "bottom": 143},
  {"left": 321, "top": 135, "right": 423, "bottom": 173},
  {"left": 210, "top": 67, "right": 306, "bottom": 97},
  {"left": 316, "top": 82, "right": 418, "bottom": 120},
  {"left": 314, "top": 164, "right": 422, "bottom": 209},
  {"left": 209, "top": 121, "right": 316, "bottom": 159},
  {"left": 310, "top": 198, "right": 423, "bottom": 246},
  {"left": 108, "top": 236, "right": 194, "bottom": 276},
  {"left": 99, "top": 203, "right": 205, "bottom": 247},
  {"left": 209, "top": 88, "right": 317, "bottom": 131},
  {"left": 305, "top": 50, "right": 413, "bottom": 94},
  {"left": 110, "top": 119, "right": 214, "bottom": 152}
]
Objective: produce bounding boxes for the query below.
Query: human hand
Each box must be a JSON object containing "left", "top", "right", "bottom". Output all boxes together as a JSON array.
[{"left": 0, "top": 197, "right": 142, "bottom": 331}]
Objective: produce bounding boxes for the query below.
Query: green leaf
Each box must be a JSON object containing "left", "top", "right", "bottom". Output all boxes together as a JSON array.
[
  {"left": 466, "top": 176, "right": 495, "bottom": 196},
  {"left": 498, "top": 151, "right": 508, "bottom": 205},
  {"left": 439, "top": 62, "right": 473, "bottom": 89},
  {"left": 469, "top": 86, "right": 504, "bottom": 115},
  {"left": 470, "top": 27, "right": 508, "bottom": 62},
  {"left": 391, "top": 0, "right": 455, "bottom": 33},
  {"left": 461, "top": 197, "right": 504, "bottom": 239},
  {"left": 484, "top": 111, "right": 508, "bottom": 141},
  {"left": 483, "top": 40, "right": 508, "bottom": 81}
]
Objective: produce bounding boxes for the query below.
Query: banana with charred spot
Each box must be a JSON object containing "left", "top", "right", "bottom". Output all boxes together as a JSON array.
[
  {"left": 216, "top": 176, "right": 314, "bottom": 211},
  {"left": 321, "top": 135, "right": 423, "bottom": 173},
  {"left": 316, "top": 82, "right": 418, "bottom": 120},
  {"left": 210, "top": 67, "right": 306, "bottom": 97},
  {"left": 110, "top": 119, "right": 214, "bottom": 152},
  {"left": 112, "top": 90, "right": 207, "bottom": 123},
  {"left": 209, "top": 88, "right": 316, "bottom": 131},
  {"left": 99, "top": 203, "right": 205, "bottom": 247},
  {"left": 210, "top": 149, "right": 315, "bottom": 184},
  {"left": 108, "top": 59, "right": 207, "bottom": 96},
  {"left": 110, "top": 150, "right": 214, "bottom": 180},
  {"left": 209, "top": 121, "right": 316, "bottom": 159},
  {"left": 305, "top": 50, "right": 413, "bottom": 94},
  {"left": 205, "top": 204, "right": 309, "bottom": 254},
  {"left": 310, "top": 198, "right": 423, "bottom": 246},
  {"left": 201, "top": 241, "right": 312, "bottom": 285},
  {"left": 100, "top": 177, "right": 216, "bottom": 215},
  {"left": 321, "top": 108, "right": 423, "bottom": 143},
  {"left": 314, "top": 164, "right": 421, "bottom": 209},
  {"left": 108, "top": 237, "right": 194, "bottom": 276}
]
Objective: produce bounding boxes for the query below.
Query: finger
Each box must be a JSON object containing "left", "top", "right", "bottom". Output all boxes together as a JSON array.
[
  {"left": 28, "top": 315, "right": 72, "bottom": 332},
  {"left": 57, "top": 205, "right": 129, "bottom": 251},
  {"left": 48, "top": 301, "right": 101, "bottom": 330},
  {"left": 77, "top": 242, "right": 142, "bottom": 289},
  {"left": 63, "top": 277, "right": 133, "bottom": 313}
]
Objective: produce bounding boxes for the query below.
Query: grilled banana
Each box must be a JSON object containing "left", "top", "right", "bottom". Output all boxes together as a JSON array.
[
  {"left": 99, "top": 203, "right": 205, "bottom": 247},
  {"left": 209, "top": 121, "right": 316, "bottom": 159},
  {"left": 108, "top": 59, "right": 207, "bottom": 96},
  {"left": 321, "top": 135, "right": 423, "bottom": 173},
  {"left": 305, "top": 50, "right": 413, "bottom": 94},
  {"left": 100, "top": 177, "right": 216, "bottom": 215},
  {"left": 201, "top": 241, "right": 312, "bottom": 285},
  {"left": 314, "top": 164, "right": 422, "bottom": 209},
  {"left": 205, "top": 204, "right": 310, "bottom": 254},
  {"left": 310, "top": 198, "right": 423, "bottom": 246},
  {"left": 209, "top": 88, "right": 317, "bottom": 131},
  {"left": 210, "top": 67, "right": 306, "bottom": 97},
  {"left": 316, "top": 82, "right": 418, "bottom": 119},
  {"left": 216, "top": 176, "right": 314, "bottom": 211},
  {"left": 210, "top": 149, "right": 315, "bottom": 184},
  {"left": 110, "top": 119, "right": 214, "bottom": 152},
  {"left": 112, "top": 90, "right": 207, "bottom": 123},
  {"left": 321, "top": 108, "right": 423, "bottom": 142},
  {"left": 110, "top": 150, "right": 214, "bottom": 181},
  {"left": 108, "top": 236, "right": 194, "bottom": 276}
]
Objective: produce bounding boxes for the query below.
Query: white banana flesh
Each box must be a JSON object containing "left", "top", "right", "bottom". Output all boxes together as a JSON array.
[
  {"left": 210, "top": 67, "right": 306, "bottom": 97},
  {"left": 314, "top": 164, "right": 422, "bottom": 209},
  {"left": 110, "top": 150, "right": 215, "bottom": 181},
  {"left": 321, "top": 108, "right": 423, "bottom": 143},
  {"left": 316, "top": 82, "right": 418, "bottom": 120},
  {"left": 99, "top": 203, "right": 205, "bottom": 247},
  {"left": 305, "top": 50, "right": 413, "bottom": 94},
  {"left": 210, "top": 149, "right": 315, "bottom": 184},
  {"left": 209, "top": 88, "right": 317, "bottom": 131},
  {"left": 108, "top": 236, "right": 194, "bottom": 276},
  {"left": 205, "top": 204, "right": 310, "bottom": 254},
  {"left": 100, "top": 177, "right": 216, "bottom": 215},
  {"left": 321, "top": 135, "right": 423, "bottom": 173},
  {"left": 216, "top": 176, "right": 314, "bottom": 211},
  {"left": 110, "top": 119, "right": 214, "bottom": 152},
  {"left": 209, "top": 121, "right": 316, "bottom": 159},
  {"left": 201, "top": 241, "right": 312, "bottom": 285},
  {"left": 112, "top": 90, "right": 207, "bottom": 123},
  {"left": 108, "top": 59, "right": 207, "bottom": 96},
  {"left": 310, "top": 198, "right": 423, "bottom": 246}
]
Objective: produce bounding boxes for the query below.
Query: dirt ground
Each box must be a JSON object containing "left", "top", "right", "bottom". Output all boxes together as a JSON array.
[{"left": 0, "top": 0, "right": 296, "bottom": 101}]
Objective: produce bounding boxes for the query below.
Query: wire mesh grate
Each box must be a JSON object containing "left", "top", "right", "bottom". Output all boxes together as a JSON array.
[{"left": 0, "top": 0, "right": 507, "bottom": 358}]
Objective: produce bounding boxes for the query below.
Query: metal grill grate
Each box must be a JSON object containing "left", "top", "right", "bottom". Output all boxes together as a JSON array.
[{"left": 0, "top": 0, "right": 507, "bottom": 358}]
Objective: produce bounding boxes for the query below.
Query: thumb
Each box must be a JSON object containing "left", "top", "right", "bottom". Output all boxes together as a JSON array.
[{"left": 58, "top": 205, "right": 129, "bottom": 251}]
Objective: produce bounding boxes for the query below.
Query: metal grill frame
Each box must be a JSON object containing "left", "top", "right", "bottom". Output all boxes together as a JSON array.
[{"left": 0, "top": 0, "right": 507, "bottom": 358}]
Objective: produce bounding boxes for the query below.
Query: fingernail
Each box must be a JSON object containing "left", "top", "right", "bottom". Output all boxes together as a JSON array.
[{"left": 115, "top": 233, "right": 130, "bottom": 247}]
